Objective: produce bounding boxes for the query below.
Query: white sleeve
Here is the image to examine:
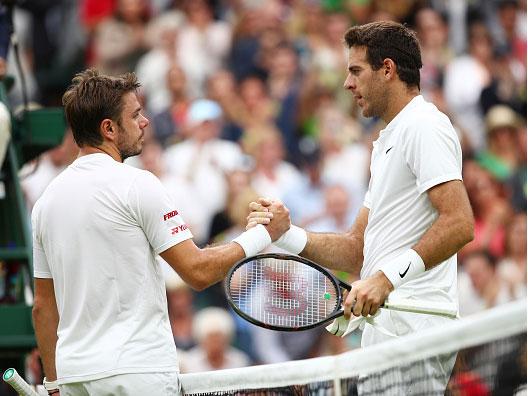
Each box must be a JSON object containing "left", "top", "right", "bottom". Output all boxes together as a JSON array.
[
  {"left": 31, "top": 201, "right": 52, "bottom": 279},
  {"left": 403, "top": 116, "right": 462, "bottom": 194},
  {"left": 128, "top": 171, "right": 193, "bottom": 255}
]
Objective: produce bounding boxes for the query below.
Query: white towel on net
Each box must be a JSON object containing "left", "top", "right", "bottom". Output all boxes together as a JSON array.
[{"left": 325, "top": 312, "right": 396, "bottom": 338}]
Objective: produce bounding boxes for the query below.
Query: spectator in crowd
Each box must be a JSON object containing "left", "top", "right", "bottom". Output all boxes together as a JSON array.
[
  {"left": 414, "top": 7, "right": 453, "bottom": 107},
  {"left": 205, "top": 69, "right": 242, "bottom": 142},
  {"left": 17, "top": 0, "right": 87, "bottom": 106},
  {"left": 477, "top": 105, "right": 523, "bottom": 181},
  {"left": 480, "top": 45, "right": 526, "bottom": 117},
  {"left": 246, "top": 125, "right": 302, "bottom": 200},
  {"left": 305, "top": 184, "right": 358, "bottom": 233},
  {"left": 458, "top": 250, "right": 523, "bottom": 317},
  {"left": 162, "top": 99, "right": 244, "bottom": 244},
  {"left": 91, "top": 0, "right": 151, "bottom": 76},
  {"left": 165, "top": 271, "right": 196, "bottom": 352},
  {"left": 135, "top": 11, "right": 184, "bottom": 115},
  {"left": 508, "top": 123, "right": 527, "bottom": 212},
  {"left": 288, "top": 1, "right": 325, "bottom": 69},
  {"left": 282, "top": 146, "right": 327, "bottom": 227},
  {"left": 208, "top": 169, "right": 254, "bottom": 243},
  {"left": 494, "top": 0, "right": 527, "bottom": 68},
  {"left": 179, "top": 307, "right": 251, "bottom": 373},
  {"left": 265, "top": 44, "right": 304, "bottom": 163},
  {"left": 151, "top": 64, "right": 191, "bottom": 147},
  {"left": 198, "top": 183, "right": 260, "bottom": 311},
  {"left": 497, "top": 212, "right": 527, "bottom": 296},
  {"left": 462, "top": 160, "right": 511, "bottom": 259},
  {"left": 317, "top": 104, "right": 369, "bottom": 198},
  {"left": 444, "top": 20, "right": 494, "bottom": 151},
  {"left": 310, "top": 11, "right": 350, "bottom": 94},
  {"left": 177, "top": 0, "right": 232, "bottom": 97},
  {"left": 227, "top": 7, "right": 267, "bottom": 81},
  {"left": 21, "top": 130, "right": 78, "bottom": 210}
]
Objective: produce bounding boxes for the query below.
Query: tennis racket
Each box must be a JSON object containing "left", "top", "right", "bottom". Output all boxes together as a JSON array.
[
  {"left": 3, "top": 368, "right": 40, "bottom": 396},
  {"left": 225, "top": 253, "right": 457, "bottom": 331}
]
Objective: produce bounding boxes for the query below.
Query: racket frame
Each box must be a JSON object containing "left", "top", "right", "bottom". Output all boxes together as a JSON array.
[{"left": 225, "top": 253, "right": 351, "bottom": 331}]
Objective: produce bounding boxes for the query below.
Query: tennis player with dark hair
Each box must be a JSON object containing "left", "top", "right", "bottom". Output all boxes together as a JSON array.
[
  {"left": 31, "top": 69, "right": 289, "bottom": 395},
  {"left": 248, "top": 21, "right": 474, "bottom": 394}
]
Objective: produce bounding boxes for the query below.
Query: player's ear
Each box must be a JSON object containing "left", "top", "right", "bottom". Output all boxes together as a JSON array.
[
  {"left": 100, "top": 119, "right": 116, "bottom": 141},
  {"left": 382, "top": 58, "right": 396, "bottom": 80}
]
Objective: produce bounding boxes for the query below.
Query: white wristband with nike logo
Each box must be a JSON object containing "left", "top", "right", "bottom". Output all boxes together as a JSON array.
[{"left": 379, "top": 249, "right": 425, "bottom": 289}]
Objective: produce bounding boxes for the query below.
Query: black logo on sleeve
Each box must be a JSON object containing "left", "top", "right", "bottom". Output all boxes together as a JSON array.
[
  {"left": 399, "top": 262, "right": 411, "bottom": 278},
  {"left": 385, "top": 147, "right": 394, "bottom": 154}
]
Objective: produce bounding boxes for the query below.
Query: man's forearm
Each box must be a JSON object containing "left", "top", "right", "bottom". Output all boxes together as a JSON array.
[
  {"left": 33, "top": 305, "right": 59, "bottom": 381},
  {"left": 301, "top": 231, "right": 364, "bottom": 275},
  {"left": 300, "top": 207, "right": 369, "bottom": 275},
  {"left": 414, "top": 181, "right": 474, "bottom": 269},
  {"left": 413, "top": 213, "right": 474, "bottom": 269}
]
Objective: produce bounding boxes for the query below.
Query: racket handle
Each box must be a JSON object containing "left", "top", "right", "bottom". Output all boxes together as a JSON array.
[
  {"left": 3, "top": 368, "right": 40, "bottom": 396},
  {"left": 382, "top": 298, "right": 458, "bottom": 318}
]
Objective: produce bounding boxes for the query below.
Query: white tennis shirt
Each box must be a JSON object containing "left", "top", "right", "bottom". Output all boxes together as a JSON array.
[
  {"left": 32, "top": 153, "right": 193, "bottom": 384},
  {"left": 362, "top": 95, "right": 462, "bottom": 305}
]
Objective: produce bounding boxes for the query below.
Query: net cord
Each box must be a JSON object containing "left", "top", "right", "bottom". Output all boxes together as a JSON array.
[{"left": 180, "top": 300, "right": 527, "bottom": 394}]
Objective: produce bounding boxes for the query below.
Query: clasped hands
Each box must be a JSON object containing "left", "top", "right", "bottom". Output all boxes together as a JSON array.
[
  {"left": 246, "top": 197, "right": 290, "bottom": 241},
  {"left": 246, "top": 197, "right": 393, "bottom": 320}
]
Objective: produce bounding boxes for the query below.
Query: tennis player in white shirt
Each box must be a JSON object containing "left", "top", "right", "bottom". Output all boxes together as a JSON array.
[
  {"left": 248, "top": 21, "right": 474, "bottom": 395},
  {"left": 31, "top": 69, "right": 288, "bottom": 396}
]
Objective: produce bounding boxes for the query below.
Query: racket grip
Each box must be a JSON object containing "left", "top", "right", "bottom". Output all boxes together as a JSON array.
[
  {"left": 383, "top": 298, "right": 458, "bottom": 319},
  {"left": 3, "top": 368, "right": 40, "bottom": 396}
]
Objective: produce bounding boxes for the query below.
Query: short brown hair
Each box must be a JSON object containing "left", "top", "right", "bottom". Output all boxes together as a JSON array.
[
  {"left": 344, "top": 21, "right": 422, "bottom": 89},
  {"left": 62, "top": 69, "right": 141, "bottom": 147}
]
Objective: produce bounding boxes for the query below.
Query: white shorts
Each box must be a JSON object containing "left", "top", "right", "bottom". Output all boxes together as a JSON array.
[
  {"left": 59, "top": 372, "right": 181, "bottom": 396},
  {"left": 358, "top": 310, "right": 456, "bottom": 395}
]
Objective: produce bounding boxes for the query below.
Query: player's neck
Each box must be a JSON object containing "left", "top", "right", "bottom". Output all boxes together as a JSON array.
[
  {"left": 78, "top": 144, "right": 123, "bottom": 162},
  {"left": 381, "top": 86, "right": 420, "bottom": 124}
]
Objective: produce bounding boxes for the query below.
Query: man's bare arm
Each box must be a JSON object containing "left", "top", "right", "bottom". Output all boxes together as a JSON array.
[
  {"left": 33, "top": 278, "right": 59, "bottom": 382},
  {"left": 413, "top": 180, "right": 474, "bottom": 268},
  {"left": 161, "top": 200, "right": 291, "bottom": 291},
  {"left": 247, "top": 199, "right": 369, "bottom": 276},
  {"left": 346, "top": 180, "right": 473, "bottom": 319},
  {"left": 161, "top": 240, "right": 246, "bottom": 290},
  {"left": 300, "top": 207, "right": 369, "bottom": 275}
]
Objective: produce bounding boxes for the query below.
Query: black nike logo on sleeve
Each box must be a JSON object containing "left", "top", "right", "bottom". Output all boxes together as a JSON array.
[
  {"left": 385, "top": 147, "right": 393, "bottom": 154},
  {"left": 399, "top": 262, "right": 411, "bottom": 278}
]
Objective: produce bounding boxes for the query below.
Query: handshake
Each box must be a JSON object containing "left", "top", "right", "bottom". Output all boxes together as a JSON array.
[{"left": 243, "top": 197, "right": 308, "bottom": 255}]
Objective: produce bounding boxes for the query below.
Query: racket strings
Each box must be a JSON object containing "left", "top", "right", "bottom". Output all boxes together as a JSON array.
[{"left": 229, "top": 257, "right": 339, "bottom": 328}]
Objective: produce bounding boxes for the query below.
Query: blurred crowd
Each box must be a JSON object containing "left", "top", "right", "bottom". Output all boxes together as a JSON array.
[{"left": 1, "top": 0, "right": 526, "bottom": 377}]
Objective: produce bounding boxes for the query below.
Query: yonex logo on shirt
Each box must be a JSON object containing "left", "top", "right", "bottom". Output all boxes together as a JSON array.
[
  {"left": 171, "top": 224, "right": 188, "bottom": 235},
  {"left": 163, "top": 210, "right": 179, "bottom": 221}
]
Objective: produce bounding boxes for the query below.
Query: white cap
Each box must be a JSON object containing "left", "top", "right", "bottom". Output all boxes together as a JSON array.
[{"left": 187, "top": 99, "right": 223, "bottom": 126}]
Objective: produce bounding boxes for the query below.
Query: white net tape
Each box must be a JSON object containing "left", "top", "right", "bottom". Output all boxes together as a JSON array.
[{"left": 180, "top": 300, "right": 526, "bottom": 394}]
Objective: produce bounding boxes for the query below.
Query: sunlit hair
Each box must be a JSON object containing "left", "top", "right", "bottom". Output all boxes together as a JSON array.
[
  {"left": 344, "top": 21, "right": 422, "bottom": 89},
  {"left": 62, "top": 69, "right": 141, "bottom": 147}
]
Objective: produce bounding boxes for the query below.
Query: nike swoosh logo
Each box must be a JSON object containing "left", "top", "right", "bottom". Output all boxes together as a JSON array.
[
  {"left": 399, "top": 262, "right": 411, "bottom": 278},
  {"left": 385, "top": 147, "right": 393, "bottom": 154}
]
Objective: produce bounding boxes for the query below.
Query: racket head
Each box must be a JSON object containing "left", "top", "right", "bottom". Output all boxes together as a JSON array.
[{"left": 225, "top": 253, "right": 346, "bottom": 331}]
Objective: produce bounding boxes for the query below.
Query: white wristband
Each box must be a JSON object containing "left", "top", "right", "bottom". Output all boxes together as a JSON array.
[
  {"left": 43, "top": 377, "right": 59, "bottom": 391},
  {"left": 273, "top": 225, "right": 308, "bottom": 254},
  {"left": 232, "top": 224, "right": 272, "bottom": 257},
  {"left": 379, "top": 249, "right": 425, "bottom": 289}
]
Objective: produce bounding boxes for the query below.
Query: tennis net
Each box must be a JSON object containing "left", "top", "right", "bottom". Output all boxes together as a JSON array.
[{"left": 180, "top": 300, "right": 526, "bottom": 395}]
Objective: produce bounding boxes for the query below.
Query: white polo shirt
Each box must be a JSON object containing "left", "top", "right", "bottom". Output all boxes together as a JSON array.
[
  {"left": 32, "top": 153, "right": 193, "bottom": 384},
  {"left": 362, "top": 95, "right": 462, "bottom": 305}
]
